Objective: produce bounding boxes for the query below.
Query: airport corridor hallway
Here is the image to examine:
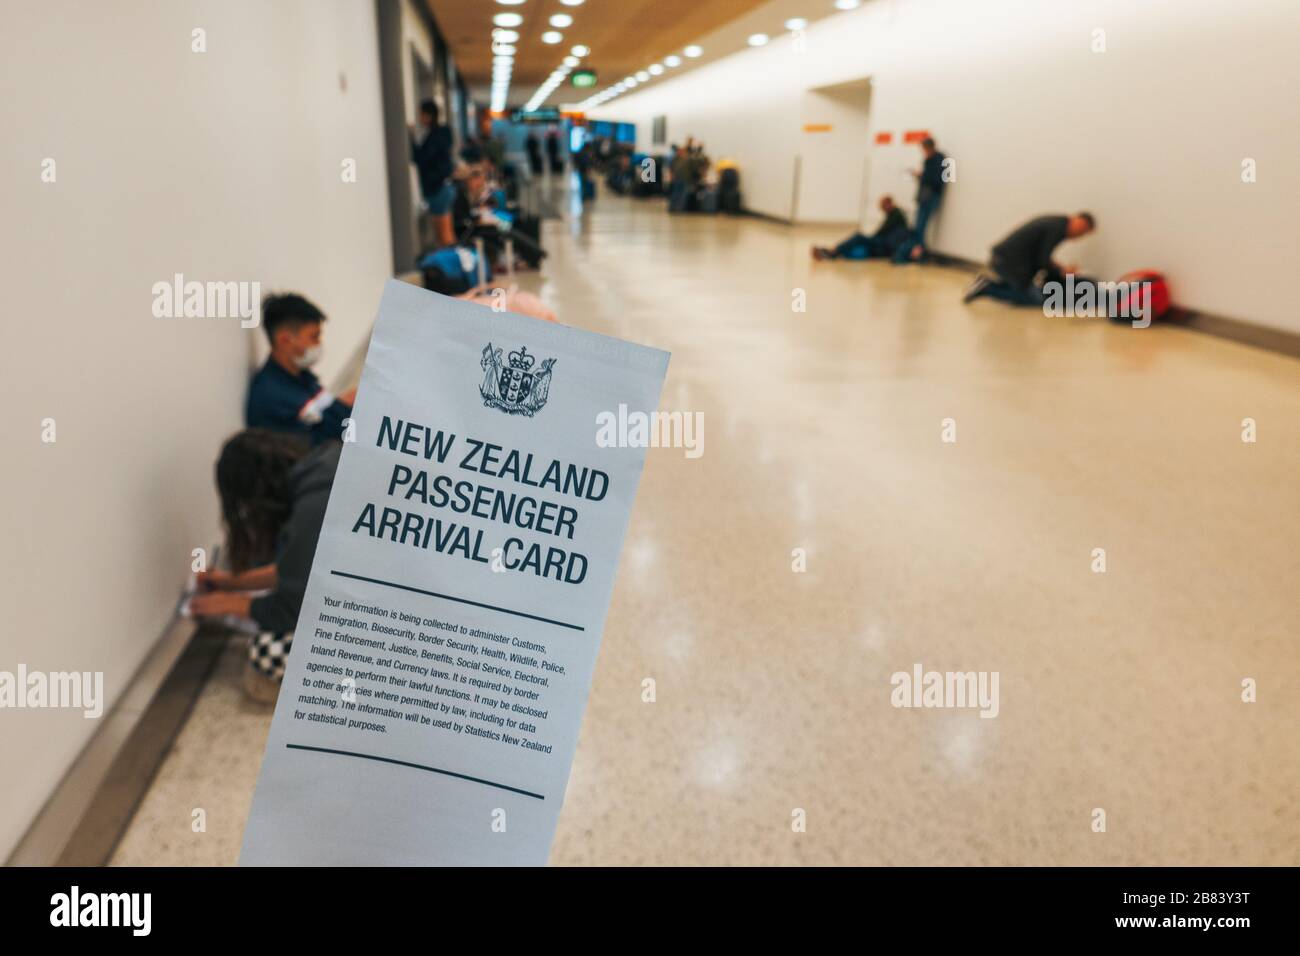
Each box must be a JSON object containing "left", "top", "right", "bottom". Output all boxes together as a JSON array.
[{"left": 113, "top": 190, "right": 1300, "bottom": 866}]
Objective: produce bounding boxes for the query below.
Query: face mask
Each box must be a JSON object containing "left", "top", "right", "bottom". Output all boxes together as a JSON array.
[{"left": 296, "top": 344, "right": 323, "bottom": 369}]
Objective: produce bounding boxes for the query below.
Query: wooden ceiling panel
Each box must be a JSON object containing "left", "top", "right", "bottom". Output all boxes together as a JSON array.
[{"left": 427, "top": 0, "right": 770, "bottom": 106}]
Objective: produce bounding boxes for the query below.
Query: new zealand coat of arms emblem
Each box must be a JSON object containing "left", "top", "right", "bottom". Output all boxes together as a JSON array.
[{"left": 480, "top": 343, "right": 555, "bottom": 416}]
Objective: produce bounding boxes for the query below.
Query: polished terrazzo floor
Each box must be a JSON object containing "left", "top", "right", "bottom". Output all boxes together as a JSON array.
[{"left": 112, "top": 187, "right": 1300, "bottom": 866}]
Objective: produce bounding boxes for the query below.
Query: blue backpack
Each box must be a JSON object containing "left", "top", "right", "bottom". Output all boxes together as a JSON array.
[{"left": 418, "top": 246, "right": 479, "bottom": 293}]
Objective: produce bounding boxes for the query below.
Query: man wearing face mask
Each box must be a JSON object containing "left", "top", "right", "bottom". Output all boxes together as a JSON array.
[{"left": 245, "top": 293, "right": 356, "bottom": 446}]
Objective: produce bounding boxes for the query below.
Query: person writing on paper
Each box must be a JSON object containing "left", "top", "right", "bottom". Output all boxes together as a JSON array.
[
  {"left": 246, "top": 293, "right": 355, "bottom": 446},
  {"left": 190, "top": 430, "right": 341, "bottom": 701}
]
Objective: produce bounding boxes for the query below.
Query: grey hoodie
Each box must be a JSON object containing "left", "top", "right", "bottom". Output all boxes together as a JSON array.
[{"left": 249, "top": 440, "right": 341, "bottom": 634}]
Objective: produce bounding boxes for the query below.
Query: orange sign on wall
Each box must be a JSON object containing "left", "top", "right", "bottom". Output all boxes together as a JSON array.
[
  {"left": 802, "top": 123, "right": 833, "bottom": 133},
  {"left": 903, "top": 129, "right": 931, "bottom": 143},
  {"left": 874, "top": 131, "right": 893, "bottom": 144}
]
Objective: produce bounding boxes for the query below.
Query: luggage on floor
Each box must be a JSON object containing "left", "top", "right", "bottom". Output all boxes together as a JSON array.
[
  {"left": 418, "top": 246, "right": 479, "bottom": 295},
  {"left": 1112, "top": 270, "right": 1171, "bottom": 322},
  {"left": 719, "top": 167, "right": 742, "bottom": 214}
]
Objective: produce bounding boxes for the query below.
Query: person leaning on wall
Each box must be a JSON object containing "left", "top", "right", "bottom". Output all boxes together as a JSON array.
[
  {"left": 894, "top": 136, "right": 949, "bottom": 264},
  {"left": 410, "top": 98, "right": 456, "bottom": 248}
]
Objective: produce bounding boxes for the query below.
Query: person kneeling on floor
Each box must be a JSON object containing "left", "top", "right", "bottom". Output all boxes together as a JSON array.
[
  {"left": 963, "top": 212, "right": 1097, "bottom": 306},
  {"left": 812, "top": 196, "right": 910, "bottom": 261},
  {"left": 189, "top": 430, "right": 340, "bottom": 702}
]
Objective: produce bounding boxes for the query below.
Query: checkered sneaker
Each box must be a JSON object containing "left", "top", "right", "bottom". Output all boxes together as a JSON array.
[{"left": 248, "top": 631, "right": 294, "bottom": 681}]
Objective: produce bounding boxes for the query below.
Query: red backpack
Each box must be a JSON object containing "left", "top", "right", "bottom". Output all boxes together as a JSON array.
[{"left": 1115, "top": 270, "right": 1171, "bottom": 322}]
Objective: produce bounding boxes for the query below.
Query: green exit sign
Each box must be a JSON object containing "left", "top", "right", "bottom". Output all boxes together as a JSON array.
[{"left": 571, "top": 69, "right": 597, "bottom": 88}]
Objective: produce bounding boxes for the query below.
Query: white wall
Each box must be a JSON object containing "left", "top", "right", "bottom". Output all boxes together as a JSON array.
[
  {"left": 0, "top": 0, "right": 392, "bottom": 859},
  {"left": 796, "top": 81, "right": 874, "bottom": 224},
  {"left": 592, "top": 0, "right": 1300, "bottom": 330}
]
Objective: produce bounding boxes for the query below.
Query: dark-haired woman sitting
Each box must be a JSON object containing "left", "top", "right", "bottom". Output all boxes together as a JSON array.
[{"left": 189, "top": 429, "right": 340, "bottom": 701}]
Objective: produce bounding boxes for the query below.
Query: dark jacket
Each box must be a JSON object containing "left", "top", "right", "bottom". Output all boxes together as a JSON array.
[
  {"left": 991, "top": 215, "right": 1070, "bottom": 286},
  {"left": 451, "top": 183, "right": 478, "bottom": 243},
  {"left": 246, "top": 358, "right": 352, "bottom": 447},
  {"left": 873, "top": 206, "right": 909, "bottom": 244},
  {"left": 249, "top": 441, "right": 341, "bottom": 634},
  {"left": 410, "top": 125, "right": 453, "bottom": 200},
  {"left": 918, "top": 151, "right": 947, "bottom": 202}
]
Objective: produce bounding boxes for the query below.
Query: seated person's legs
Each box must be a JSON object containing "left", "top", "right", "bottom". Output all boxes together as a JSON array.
[{"left": 813, "top": 232, "right": 871, "bottom": 261}]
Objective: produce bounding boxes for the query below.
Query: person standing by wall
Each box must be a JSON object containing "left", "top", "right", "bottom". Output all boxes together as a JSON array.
[
  {"left": 895, "top": 136, "right": 948, "bottom": 263},
  {"left": 410, "top": 98, "right": 455, "bottom": 247}
]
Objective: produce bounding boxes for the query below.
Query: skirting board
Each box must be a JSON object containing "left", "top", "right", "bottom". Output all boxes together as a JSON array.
[
  {"left": 925, "top": 250, "right": 1300, "bottom": 361},
  {"left": 741, "top": 216, "right": 1300, "bottom": 360},
  {"left": 5, "top": 616, "right": 227, "bottom": 866}
]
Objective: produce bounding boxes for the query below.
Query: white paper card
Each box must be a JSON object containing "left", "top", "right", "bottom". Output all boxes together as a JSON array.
[{"left": 240, "top": 279, "right": 669, "bottom": 865}]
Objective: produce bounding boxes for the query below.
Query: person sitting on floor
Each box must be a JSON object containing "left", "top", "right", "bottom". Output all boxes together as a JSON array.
[
  {"left": 963, "top": 212, "right": 1097, "bottom": 306},
  {"left": 246, "top": 293, "right": 354, "bottom": 446},
  {"left": 451, "top": 162, "right": 546, "bottom": 270},
  {"left": 812, "top": 196, "right": 910, "bottom": 261},
  {"left": 190, "top": 430, "right": 340, "bottom": 701}
]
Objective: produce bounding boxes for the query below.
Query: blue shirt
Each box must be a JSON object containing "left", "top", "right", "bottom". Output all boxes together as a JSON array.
[
  {"left": 246, "top": 358, "right": 351, "bottom": 446},
  {"left": 416, "top": 246, "right": 480, "bottom": 290}
]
